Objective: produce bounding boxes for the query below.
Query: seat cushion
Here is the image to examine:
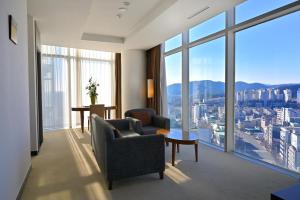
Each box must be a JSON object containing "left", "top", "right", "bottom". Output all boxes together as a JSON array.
[
  {"left": 130, "top": 111, "right": 152, "bottom": 126},
  {"left": 117, "top": 130, "right": 140, "bottom": 138},
  {"left": 142, "top": 126, "right": 159, "bottom": 135}
]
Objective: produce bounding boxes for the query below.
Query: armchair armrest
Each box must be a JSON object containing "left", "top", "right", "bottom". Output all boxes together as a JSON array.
[
  {"left": 106, "top": 119, "right": 130, "bottom": 131},
  {"left": 153, "top": 116, "right": 170, "bottom": 130},
  {"left": 108, "top": 135, "right": 165, "bottom": 177},
  {"left": 126, "top": 117, "right": 143, "bottom": 134}
]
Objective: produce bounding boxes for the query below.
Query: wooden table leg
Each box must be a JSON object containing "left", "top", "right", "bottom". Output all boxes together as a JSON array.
[
  {"left": 195, "top": 142, "right": 198, "bottom": 162},
  {"left": 177, "top": 143, "right": 179, "bottom": 153},
  {"left": 172, "top": 142, "right": 176, "bottom": 166},
  {"left": 80, "top": 110, "right": 84, "bottom": 133}
]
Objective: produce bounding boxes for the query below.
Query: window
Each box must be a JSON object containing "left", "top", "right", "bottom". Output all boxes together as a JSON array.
[
  {"left": 189, "top": 37, "right": 226, "bottom": 148},
  {"left": 162, "top": 1, "right": 300, "bottom": 174},
  {"left": 42, "top": 46, "right": 115, "bottom": 131},
  {"left": 235, "top": 0, "right": 295, "bottom": 24},
  {"left": 235, "top": 11, "right": 300, "bottom": 173},
  {"left": 165, "top": 52, "right": 182, "bottom": 129},
  {"left": 189, "top": 12, "right": 225, "bottom": 42},
  {"left": 42, "top": 56, "right": 69, "bottom": 130},
  {"left": 165, "top": 34, "right": 182, "bottom": 52}
]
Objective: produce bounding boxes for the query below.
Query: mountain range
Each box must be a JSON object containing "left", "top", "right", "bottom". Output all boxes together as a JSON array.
[{"left": 167, "top": 80, "right": 300, "bottom": 98}]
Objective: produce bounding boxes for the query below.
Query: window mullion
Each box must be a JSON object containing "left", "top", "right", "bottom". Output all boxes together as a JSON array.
[
  {"left": 225, "top": 8, "right": 235, "bottom": 152},
  {"left": 182, "top": 31, "right": 189, "bottom": 132}
]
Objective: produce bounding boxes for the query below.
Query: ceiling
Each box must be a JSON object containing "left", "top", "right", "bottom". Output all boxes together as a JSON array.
[{"left": 27, "top": 0, "right": 244, "bottom": 52}]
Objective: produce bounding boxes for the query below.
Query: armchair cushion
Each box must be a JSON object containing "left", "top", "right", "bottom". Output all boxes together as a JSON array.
[
  {"left": 117, "top": 130, "right": 140, "bottom": 138},
  {"left": 141, "top": 126, "right": 159, "bottom": 135},
  {"left": 130, "top": 111, "right": 152, "bottom": 126}
]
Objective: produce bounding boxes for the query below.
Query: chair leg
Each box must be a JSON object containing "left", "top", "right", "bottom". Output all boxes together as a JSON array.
[{"left": 159, "top": 171, "right": 164, "bottom": 180}]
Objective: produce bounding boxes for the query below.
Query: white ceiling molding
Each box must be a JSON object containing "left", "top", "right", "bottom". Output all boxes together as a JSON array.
[{"left": 81, "top": 33, "right": 124, "bottom": 44}]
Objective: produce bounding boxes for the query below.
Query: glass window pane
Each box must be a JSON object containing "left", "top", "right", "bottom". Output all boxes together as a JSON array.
[
  {"left": 165, "top": 34, "right": 182, "bottom": 52},
  {"left": 189, "top": 37, "right": 225, "bottom": 148},
  {"left": 189, "top": 12, "right": 225, "bottom": 42},
  {"left": 41, "top": 56, "right": 69, "bottom": 131},
  {"left": 235, "top": 0, "right": 295, "bottom": 24},
  {"left": 235, "top": 11, "right": 300, "bottom": 173},
  {"left": 165, "top": 52, "right": 182, "bottom": 129}
]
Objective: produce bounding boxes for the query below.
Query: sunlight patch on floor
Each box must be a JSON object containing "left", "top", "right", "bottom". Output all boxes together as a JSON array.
[
  {"left": 82, "top": 143, "right": 101, "bottom": 173},
  {"left": 66, "top": 129, "right": 93, "bottom": 176},
  {"left": 73, "top": 128, "right": 85, "bottom": 139},
  {"left": 164, "top": 162, "right": 191, "bottom": 184},
  {"left": 85, "top": 182, "right": 111, "bottom": 200},
  {"left": 36, "top": 190, "right": 71, "bottom": 200}
]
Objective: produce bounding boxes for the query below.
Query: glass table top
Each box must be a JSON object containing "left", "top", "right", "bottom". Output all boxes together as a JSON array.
[{"left": 157, "top": 129, "right": 199, "bottom": 141}]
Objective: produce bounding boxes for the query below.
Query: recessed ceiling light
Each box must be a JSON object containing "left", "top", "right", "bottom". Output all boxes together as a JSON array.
[
  {"left": 119, "top": 7, "right": 127, "bottom": 12},
  {"left": 123, "top": 1, "right": 130, "bottom": 6}
]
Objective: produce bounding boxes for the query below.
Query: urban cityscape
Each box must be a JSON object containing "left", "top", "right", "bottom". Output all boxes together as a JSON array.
[{"left": 167, "top": 81, "right": 300, "bottom": 173}]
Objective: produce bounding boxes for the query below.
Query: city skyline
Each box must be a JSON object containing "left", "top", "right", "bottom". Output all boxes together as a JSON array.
[{"left": 167, "top": 80, "right": 300, "bottom": 87}]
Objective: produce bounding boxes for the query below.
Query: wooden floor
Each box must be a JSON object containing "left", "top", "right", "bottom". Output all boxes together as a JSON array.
[{"left": 21, "top": 129, "right": 297, "bottom": 200}]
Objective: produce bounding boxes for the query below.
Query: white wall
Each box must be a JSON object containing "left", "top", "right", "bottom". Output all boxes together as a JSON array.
[
  {"left": 0, "top": 0, "right": 31, "bottom": 199},
  {"left": 121, "top": 50, "right": 146, "bottom": 115}
]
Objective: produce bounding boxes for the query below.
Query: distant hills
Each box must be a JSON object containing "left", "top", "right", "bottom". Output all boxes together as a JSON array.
[{"left": 167, "top": 80, "right": 300, "bottom": 98}]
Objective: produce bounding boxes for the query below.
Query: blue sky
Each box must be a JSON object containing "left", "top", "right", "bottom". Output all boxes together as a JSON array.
[{"left": 165, "top": 0, "right": 300, "bottom": 85}]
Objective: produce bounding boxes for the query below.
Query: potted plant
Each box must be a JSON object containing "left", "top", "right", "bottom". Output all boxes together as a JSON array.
[{"left": 86, "top": 77, "right": 99, "bottom": 105}]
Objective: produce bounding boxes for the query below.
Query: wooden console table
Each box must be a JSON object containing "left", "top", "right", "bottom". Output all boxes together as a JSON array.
[{"left": 71, "top": 106, "right": 117, "bottom": 133}]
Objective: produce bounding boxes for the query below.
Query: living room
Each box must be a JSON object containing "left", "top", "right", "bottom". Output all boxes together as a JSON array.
[{"left": 1, "top": 0, "right": 300, "bottom": 200}]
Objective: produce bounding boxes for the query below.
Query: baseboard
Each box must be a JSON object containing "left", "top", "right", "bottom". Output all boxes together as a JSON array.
[
  {"left": 31, "top": 151, "right": 38, "bottom": 156},
  {"left": 16, "top": 165, "right": 31, "bottom": 200}
]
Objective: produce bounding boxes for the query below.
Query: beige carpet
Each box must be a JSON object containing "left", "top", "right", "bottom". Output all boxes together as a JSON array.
[{"left": 21, "top": 129, "right": 297, "bottom": 200}]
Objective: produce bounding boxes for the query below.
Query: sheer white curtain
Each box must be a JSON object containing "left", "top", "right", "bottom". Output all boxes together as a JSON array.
[{"left": 41, "top": 46, "right": 115, "bottom": 131}]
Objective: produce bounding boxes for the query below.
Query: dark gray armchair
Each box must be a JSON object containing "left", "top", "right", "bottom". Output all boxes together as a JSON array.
[
  {"left": 91, "top": 114, "right": 165, "bottom": 190},
  {"left": 125, "top": 108, "right": 170, "bottom": 135}
]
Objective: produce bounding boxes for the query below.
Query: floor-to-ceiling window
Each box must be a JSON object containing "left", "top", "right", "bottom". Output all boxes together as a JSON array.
[
  {"left": 165, "top": 52, "right": 182, "bottom": 129},
  {"left": 163, "top": 1, "right": 300, "bottom": 173},
  {"left": 164, "top": 34, "right": 183, "bottom": 129},
  {"left": 41, "top": 46, "right": 115, "bottom": 131},
  {"left": 189, "top": 37, "right": 225, "bottom": 148},
  {"left": 188, "top": 12, "right": 226, "bottom": 148},
  {"left": 235, "top": 9, "right": 300, "bottom": 173}
]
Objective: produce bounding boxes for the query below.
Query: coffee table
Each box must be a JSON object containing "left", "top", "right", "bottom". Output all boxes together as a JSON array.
[{"left": 157, "top": 129, "right": 199, "bottom": 166}]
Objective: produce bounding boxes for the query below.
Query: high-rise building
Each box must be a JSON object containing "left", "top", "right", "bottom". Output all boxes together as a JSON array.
[
  {"left": 267, "top": 88, "right": 275, "bottom": 100},
  {"left": 276, "top": 108, "right": 297, "bottom": 125},
  {"left": 218, "top": 106, "right": 225, "bottom": 119},
  {"left": 192, "top": 104, "right": 200, "bottom": 125},
  {"left": 280, "top": 127, "right": 291, "bottom": 164},
  {"left": 283, "top": 89, "right": 292, "bottom": 102},
  {"left": 236, "top": 91, "right": 244, "bottom": 102},
  {"left": 288, "top": 128, "right": 300, "bottom": 171},
  {"left": 297, "top": 88, "right": 300, "bottom": 104}
]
